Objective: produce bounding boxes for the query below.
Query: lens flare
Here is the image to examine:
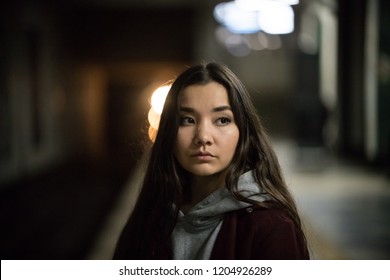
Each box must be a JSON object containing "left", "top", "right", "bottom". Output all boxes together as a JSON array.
[
  {"left": 151, "top": 85, "right": 171, "bottom": 114},
  {"left": 148, "top": 84, "right": 171, "bottom": 142}
]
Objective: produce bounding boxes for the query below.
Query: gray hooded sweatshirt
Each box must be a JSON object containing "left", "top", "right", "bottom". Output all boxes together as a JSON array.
[{"left": 171, "top": 170, "right": 270, "bottom": 260}]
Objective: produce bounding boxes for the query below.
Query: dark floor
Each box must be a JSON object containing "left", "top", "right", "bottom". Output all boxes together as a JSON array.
[
  {"left": 0, "top": 156, "right": 135, "bottom": 260},
  {"left": 277, "top": 143, "right": 390, "bottom": 260}
]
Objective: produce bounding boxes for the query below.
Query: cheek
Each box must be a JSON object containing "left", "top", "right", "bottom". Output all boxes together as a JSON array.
[
  {"left": 177, "top": 128, "right": 194, "bottom": 144},
  {"left": 223, "top": 129, "right": 240, "bottom": 149}
]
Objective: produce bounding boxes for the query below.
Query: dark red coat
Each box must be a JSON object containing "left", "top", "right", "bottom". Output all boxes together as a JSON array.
[
  {"left": 113, "top": 205, "right": 309, "bottom": 260},
  {"left": 210, "top": 206, "right": 309, "bottom": 259}
]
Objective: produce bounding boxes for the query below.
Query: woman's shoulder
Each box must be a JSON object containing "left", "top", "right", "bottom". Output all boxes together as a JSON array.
[
  {"left": 218, "top": 202, "right": 300, "bottom": 245},
  {"left": 213, "top": 203, "right": 309, "bottom": 259},
  {"left": 231, "top": 202, "right": 295, "bottom": 228}
]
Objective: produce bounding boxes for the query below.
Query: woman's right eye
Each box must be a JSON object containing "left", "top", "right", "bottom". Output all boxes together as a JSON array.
[{"left": 179, "top": 116, "right": 195, "bottom": 125}]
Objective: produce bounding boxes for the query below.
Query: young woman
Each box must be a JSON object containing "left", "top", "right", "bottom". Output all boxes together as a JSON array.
[{"left": 113, "top": 62, "right": 309, "bottom": 260}]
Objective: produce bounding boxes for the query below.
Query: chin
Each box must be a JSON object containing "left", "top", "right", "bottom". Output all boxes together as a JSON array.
[{"left": 186, "top": 167, "right": 225, "bottom": 177}]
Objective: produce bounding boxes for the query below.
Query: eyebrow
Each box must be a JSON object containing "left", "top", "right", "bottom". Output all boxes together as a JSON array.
[{"left": 179, "top": 105, "right": 232, "bottom": 113}]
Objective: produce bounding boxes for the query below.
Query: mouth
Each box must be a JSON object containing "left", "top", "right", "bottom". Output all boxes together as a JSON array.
[
  {"left": 192, "top": 151, "right": 214, "bottom": 156},
  {"left": 191, "top": 152, "right": 215, "bottom": 161}
]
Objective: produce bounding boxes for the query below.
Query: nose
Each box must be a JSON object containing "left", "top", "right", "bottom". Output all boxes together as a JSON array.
[{"left": 193, "top": 122, "right": 213, "bottom": 146}]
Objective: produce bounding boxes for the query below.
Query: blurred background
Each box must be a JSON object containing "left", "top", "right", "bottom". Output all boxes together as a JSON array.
[{"left": 0, "top": 0, "right": 389, "bottom": 260}]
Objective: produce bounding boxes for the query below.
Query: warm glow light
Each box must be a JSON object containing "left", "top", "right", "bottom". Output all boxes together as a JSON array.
[
  {"left": 148, "top": 107, "right": 161, "bottom": 130},
  {"left": 151, "top": 85, "right": 171, "bottom": 114},
  {"left": 148, "top": 84, "right": 171, "bottom": 142},
  {"left": 148, "top": 125, "right": 158, "bottom": 143}
]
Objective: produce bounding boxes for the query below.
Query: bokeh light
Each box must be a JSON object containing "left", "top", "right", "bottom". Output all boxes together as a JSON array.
[
  {"left": 148, "top": 84, "right": 171, "bottom": 141},
  {"left": 151, "top": 85, "right": 171, "bottom": 114},
  {"left": 213, "top": 0, "right": 297, "bottom": 56},
  {"left": 214, "top": 1, "right": 261, "bottom": 34}
]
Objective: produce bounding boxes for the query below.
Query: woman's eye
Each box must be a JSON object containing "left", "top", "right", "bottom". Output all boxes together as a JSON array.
[
  {"left": 179, "top": 117, "right": 195, "bottom": 125},
  {"left": 216, "top": 117, "right": 231, "bottom": 125}
]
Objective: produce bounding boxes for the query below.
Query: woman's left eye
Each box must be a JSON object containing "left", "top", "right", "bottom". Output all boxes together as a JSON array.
[{"left": 216, "top": 117, "right": 231, "bottom": 125}]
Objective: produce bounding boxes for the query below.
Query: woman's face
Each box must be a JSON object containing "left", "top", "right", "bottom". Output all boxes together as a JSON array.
[{"left": 174, "top": 82, "right": 240, "bottom": 178}]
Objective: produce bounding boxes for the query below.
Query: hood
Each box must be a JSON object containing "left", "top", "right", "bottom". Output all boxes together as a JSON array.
[{"left": 176, "top": 169, "right": 270, "bottom": 230}]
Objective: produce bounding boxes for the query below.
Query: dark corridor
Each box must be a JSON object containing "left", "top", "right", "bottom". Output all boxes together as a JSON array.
[{"left": 0, "top": 156, "right": 136, "bottom": 259}]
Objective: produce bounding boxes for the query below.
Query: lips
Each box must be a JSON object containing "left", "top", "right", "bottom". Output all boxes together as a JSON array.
[
  {"left": 191, "top": 151, "right": 215, "bottom": 161},
  {"left": 192, "top": 151, "right": 214, "bottom": 157}
]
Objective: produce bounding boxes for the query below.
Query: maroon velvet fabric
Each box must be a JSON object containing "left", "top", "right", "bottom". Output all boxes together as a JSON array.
[{"left": 210, "top": 206, "right": 310, "bottom": 260}]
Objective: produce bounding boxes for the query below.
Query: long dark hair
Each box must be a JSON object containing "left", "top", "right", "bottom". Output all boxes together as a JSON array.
[{"left": 113, "top": 62, "right": 307, "bottom": 259}]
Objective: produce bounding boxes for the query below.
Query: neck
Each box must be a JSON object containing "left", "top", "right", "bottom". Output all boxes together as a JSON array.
[{"left": 181, "top": 172, "right": 225, "bottom": 213}]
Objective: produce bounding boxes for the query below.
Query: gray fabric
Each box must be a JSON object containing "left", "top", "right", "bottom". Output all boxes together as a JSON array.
[{"left": 171, "top": 169, "right": 270, "bottom": 259}]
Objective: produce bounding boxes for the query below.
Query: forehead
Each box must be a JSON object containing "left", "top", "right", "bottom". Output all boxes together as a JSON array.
[{"left": 179, "top": 82, "right": 230, "bottom": 107}]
